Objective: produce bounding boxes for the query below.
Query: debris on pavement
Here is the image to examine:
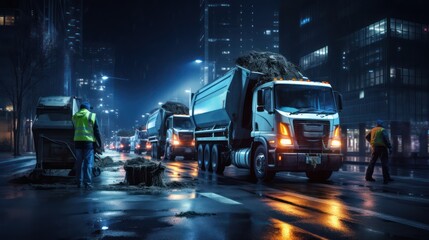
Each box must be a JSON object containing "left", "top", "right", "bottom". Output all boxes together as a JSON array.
[
  {"left": 175, "top": 211, "right": 216, "bottom": 218},
  {"left": 124, "top": 157, "right": 166, "bottom": 187}
]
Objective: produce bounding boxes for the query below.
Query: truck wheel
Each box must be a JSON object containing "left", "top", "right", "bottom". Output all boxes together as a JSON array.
[
  {"left": 153, "top": 143, "right": 160, "bottom": 159},
  {"left": 211, "top": 144, "right": 225, "bottom": 174},
  {"left": 253, "top": 145, "right": 275, "bottom": 182},
  {"left": 204, "top": 144, "right": 212, "bottom": 172},
  {"left": 305, "top": 170, "right": 332, "bottom": 182},
  {"left": 165, "top": 144, "right": 175, "bottom": 161},
  {"left": 197, "top": 144, "right": 205, "bottom": 170},
  {"left": 150, "top": 144, "right": 155, "bottom": 159}
]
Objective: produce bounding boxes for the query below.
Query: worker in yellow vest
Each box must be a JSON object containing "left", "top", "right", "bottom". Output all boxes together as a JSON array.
[
  {"left": 72, "top": 101, "right": 102, "bottom": 189},
  {"left": 365, "top": 120, "right": 393, "bottom": 184}
]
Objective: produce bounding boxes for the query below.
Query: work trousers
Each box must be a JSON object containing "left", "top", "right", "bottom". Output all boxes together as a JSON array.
[
  {"left": 365, "top": 146, "right": 390, "bottom": 181},
  {"left": 75, "top": 142, "right": 94, "bottom": 186}
]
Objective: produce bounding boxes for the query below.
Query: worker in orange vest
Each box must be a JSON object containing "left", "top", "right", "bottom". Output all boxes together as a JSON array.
[{"left": 365, "top": 120, "right": 393, "bottom": 184}]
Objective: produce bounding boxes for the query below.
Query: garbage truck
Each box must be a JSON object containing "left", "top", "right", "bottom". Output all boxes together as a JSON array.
[
  {"left": 146, "top": 101, "right": 195, "bottom": 160},
  {"left": 191, "top": 52, "right": 343, "bottom": 181}
]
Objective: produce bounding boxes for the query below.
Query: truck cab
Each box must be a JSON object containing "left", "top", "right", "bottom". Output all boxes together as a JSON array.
[
  {"left": 252, "top": 80, "right": 343, "bottom": 181},
  {"left": 164, "top": 115, "right": 195, "bottom": 160}
]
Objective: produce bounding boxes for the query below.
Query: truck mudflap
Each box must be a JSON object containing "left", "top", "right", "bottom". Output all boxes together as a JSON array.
[{"left": 268, "top": 152, "right": 343, "bottom": 171}]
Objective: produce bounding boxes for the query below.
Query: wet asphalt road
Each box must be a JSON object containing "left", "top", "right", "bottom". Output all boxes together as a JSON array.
[{"left": 0, "top": 151, "right": 428, "bottom": 240}]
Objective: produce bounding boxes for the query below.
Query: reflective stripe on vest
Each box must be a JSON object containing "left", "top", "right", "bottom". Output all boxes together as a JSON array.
[
  {"left": 73, "top": 110, "right": 96, "bottom": 142},
  {"left": 370, "top": 127, "right": 386, "bottom": 147}
]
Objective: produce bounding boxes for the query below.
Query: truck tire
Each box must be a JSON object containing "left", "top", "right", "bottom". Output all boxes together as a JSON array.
[
  {"left": 305, "top": 170, "right": 332, "bottom": 182},
  {"left": 253, "top": 145, "right": 275, "bottom": 182},
  {"left": 153, "top": 143, "right": 160, "bottom": 159},
  {"left": 211, "top": 144, "right": 225, "bottom": 174},
  {"left": 197, "top": 144, "right": 205, "bottom": 170},
  {"left": 165, "top": 143, "right": 175, "bottom": 161},
  {"left": 204, "top": 144, "right": 212, "bottom": 172},
  {"left": 150, "top": 144, "right": 155, "bottom": 158}
]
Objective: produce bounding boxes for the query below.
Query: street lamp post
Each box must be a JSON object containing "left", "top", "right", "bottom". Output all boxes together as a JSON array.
[{"left": 185, "top": 89, "right": 192, "bottom": 108}]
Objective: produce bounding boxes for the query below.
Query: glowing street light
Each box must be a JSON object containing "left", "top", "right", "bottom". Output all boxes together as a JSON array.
[{"left": 100, "top": 75, "right": 128, "bottom": 81}]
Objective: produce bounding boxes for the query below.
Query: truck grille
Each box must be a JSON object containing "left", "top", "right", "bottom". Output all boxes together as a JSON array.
[
  {"left": 179, "top": 132, "right": 193, "bottom": 142},
  {"left": 293, "top": 120, "right": 330, "bottom": 149}
]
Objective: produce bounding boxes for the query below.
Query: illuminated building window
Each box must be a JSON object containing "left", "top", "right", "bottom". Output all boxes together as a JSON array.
[
  {"left": 300, "top": 17, "right": 311, "bottom": 26},
  {"left": 299, "top": 46, "right": 328, "bottom": 70},
  {"left": 390, "top": 18, "right": 429, "bottom": 41},
  {"left": 2, "top": 15, "right": 15, "bottom": 26}
]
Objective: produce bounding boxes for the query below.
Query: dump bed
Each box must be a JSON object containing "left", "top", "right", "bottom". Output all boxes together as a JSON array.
[
  {"left": 146, "top": 101, "right": 188, "bottom": 138},
  {"left": 191, "top": 67, "right": 260, "bottom": 141}
]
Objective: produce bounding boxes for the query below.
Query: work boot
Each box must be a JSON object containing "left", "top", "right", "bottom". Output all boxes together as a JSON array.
[
  {"left": 384, "top": 178, "right": 394, "bottom": 184},
  {"left": 365, "top": 177, "right": 376, "bottom": 182}
]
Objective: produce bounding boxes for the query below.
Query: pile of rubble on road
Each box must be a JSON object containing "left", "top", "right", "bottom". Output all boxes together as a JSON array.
[{"left": 123, "top": 157, "right": 166, "bottom": 187}]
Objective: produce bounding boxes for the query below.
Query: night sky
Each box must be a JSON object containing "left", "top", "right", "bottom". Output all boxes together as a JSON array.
[{"left": 83, "top": 0, "right": 200, "bottom": 129}]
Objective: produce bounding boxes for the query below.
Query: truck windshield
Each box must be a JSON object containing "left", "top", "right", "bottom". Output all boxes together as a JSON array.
[
  {"left": 275, "top": 84, "right": 336, "bottom": 114},
  {"left": 138, "top": 131, "right": 148, "bottom": 139},
  {"left": 173, "top": 118, "right": 194, "bottom": 129}
]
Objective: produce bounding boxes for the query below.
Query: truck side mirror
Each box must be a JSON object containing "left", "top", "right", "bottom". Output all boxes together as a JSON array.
[
  {"left": 334, "top": 91, "right": 343, "bottom": 112},
  {"left": 257, "top": 90, "right": 264, "bottom": 112}
]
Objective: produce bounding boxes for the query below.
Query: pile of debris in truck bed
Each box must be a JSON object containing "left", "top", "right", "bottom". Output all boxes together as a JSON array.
[{"left": 235, "top": 51, "right": 305, "bottom": 82}]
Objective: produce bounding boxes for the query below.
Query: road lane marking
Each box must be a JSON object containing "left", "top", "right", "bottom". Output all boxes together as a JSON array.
[{"left": 200, "top": 192, "right": 241, "bottom": 205}]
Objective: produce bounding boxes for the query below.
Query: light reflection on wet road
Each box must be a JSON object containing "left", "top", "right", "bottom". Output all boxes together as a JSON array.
[{"left": 0, "top": 150, "right": 428, "bottom": 239}]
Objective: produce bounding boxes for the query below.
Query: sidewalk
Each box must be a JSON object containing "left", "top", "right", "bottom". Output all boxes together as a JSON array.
[
  {"left": 344, "top": 155, "right": 429, "bottom": 169},
  {"left": 0, "top": 152, "right": 36, "bottom": 161}
]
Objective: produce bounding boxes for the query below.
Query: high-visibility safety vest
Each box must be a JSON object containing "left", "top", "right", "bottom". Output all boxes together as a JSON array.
[
  {"left": 72, "top": 109, "right": 96, "bottom": 142},
  {"left": 370, "top": 126, "right": 386, "bottom": 147}
]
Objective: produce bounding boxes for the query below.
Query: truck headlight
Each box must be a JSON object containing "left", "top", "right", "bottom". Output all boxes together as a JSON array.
[
  {"left": 278, "top": 122, "right": 293, "bottom": 146},
  {"left": 330, "top": 126, "right": 342, "bottom": 148},
  {"left": 172, "top": 134, "right": 180, "bottom": 145}
]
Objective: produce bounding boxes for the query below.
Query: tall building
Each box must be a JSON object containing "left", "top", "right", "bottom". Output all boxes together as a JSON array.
[
  {"left": 280, "top": 0, "right": 429, "bottom": 158},
  {"left": 76, "top": 44, "right": 117, "bottom": 139},
  {"left": 199, "top": 0, "right": 280, "bottom": 84},
  {"left": 42, "top": 0, "right": 83, "bottom": 96}
]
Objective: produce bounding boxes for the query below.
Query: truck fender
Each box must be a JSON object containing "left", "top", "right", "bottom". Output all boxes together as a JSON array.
[
  {"left": 252, "top": 137, "right": 269, "bottom": 163},
  {"left": 253, "top": 137, "right": 276, "bottom": 166}
]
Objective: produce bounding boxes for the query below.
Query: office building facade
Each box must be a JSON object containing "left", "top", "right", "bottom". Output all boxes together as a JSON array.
[
  {"left": 280, "top": 0, "right": 429, "bottom": 158},
  {"left": 76, "top": 44, "right": 117, "bottom": 139},
  {"left": 199, "top": 0, "right": 280, "bottom": 84}
]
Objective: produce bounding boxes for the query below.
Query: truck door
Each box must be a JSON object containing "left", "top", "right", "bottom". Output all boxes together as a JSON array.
[{"left": 255, "top": 87, "right": 274, "bottom": 134}]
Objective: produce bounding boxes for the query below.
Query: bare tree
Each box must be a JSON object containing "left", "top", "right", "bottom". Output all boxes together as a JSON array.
[{"left": 0, "top": 12, "right": 53, "bottom": 156}]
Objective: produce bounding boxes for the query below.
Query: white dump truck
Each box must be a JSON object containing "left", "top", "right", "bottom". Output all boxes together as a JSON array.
[
  {"left": 191, "top": 63, "right": 343, "bottom": 181},
  {"left": 146, "top": 101, "right": 195, "bottom": 160}
]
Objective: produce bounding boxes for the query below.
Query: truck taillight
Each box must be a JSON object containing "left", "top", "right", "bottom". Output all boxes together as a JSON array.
[
  {"left": 279, "top": 122, "right": 293, "bottom": 146},
  {"left": 330, "top": 125, "right": 342, "bottom": 148},
  {"left": 172, "top": 134, "right": 180, "bottom": 145},
  {"left": 191, "top": 140, "right": 195, "bottom": 146},
  {"left": 136, "top": 144, "right": 140, "bottom": 149},
  {"left": 146, "top": 142, "right": 152, "bottom": 149}
]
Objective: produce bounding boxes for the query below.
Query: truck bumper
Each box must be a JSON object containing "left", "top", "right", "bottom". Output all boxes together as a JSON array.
[
  {"left": 171, "top": 146, "right": 195, "bottom": 156},
  {"left": 268, "top": 152, "right": 343, "bottom": 172}
]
